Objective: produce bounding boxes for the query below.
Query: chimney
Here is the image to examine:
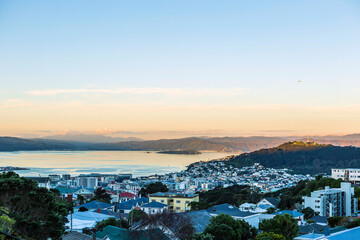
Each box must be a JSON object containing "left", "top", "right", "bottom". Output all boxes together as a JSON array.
[
  {"left": 325, "top": 186, "right": 330, "bottom": 191},
  {"left": 97, "top": 208, "right": 101, "bottom": 213},
  {"left": 213, "top": 207, "right": 216, "bottom": 212}
]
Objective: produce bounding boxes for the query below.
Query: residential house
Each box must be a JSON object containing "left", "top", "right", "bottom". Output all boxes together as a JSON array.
[
  {"left": 206, "top": 203, "right": 257, "bottom": 220},
  {"left": 66, "top": 211, "right": 112, "bottom": 231},
  {"left": 119, "top": 192, "right": 137, "bottom": 202},
  {"left": 257, "top": 197, "right": 280, "bottom": 208},
  {"left": 275, "top": 210, "right": 305, "bottom": 225},
  {"left": 114, "top": 198, "right": 149, "bottom": 214},
  {"left": 149, "top": 192, "right": 199, "bottom": 212},
  {"left": 309, "top": 216, "right": 328, "bottom": 226},
  {"left": 63, "top": 231, "right": 97, "bottom": 240},
  {"left": 55, "top": 186, "right": 74, "bottom": 202},
  {"left": 295, "top": 226, "right": 360, "bottom": 240},
  {"left": 74, "top": 186, "right": 95, "bottom": 200},
  {"left": 141, "top": 201, "right": 168, "bottom": 215},
  {"left": 239, "top": 203, "right": 257, "bottom": 212},
  {"left": 27, "top": 177, "right": 50, "bottom": 189},
  {"left": 74, "top": 200, "right": 114, "bottom": 213},
  {"left": 96, "top": 225, "right": 170, "bottom": 240},
  {"left": 181, "top": 210, "right": 212, "bottom": 233}
]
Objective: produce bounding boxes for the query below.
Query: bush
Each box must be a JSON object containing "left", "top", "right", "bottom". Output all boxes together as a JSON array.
[{"left": 255, "top": 232, "right": 286, "bottom": 240}]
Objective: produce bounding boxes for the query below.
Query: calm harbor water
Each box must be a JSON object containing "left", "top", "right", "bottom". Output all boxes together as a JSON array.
[{"left": 0, "top": 151, "right": 232, "bottom": 177}]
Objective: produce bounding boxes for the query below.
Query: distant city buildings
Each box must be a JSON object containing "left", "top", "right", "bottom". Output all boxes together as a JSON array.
[{"left": 303, "top": 182, "right": 358, "bottom": 217}]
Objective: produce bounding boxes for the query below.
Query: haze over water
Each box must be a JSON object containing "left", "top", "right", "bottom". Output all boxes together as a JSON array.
[{"left": 0, "top": 151, "right": 231, "bottom": 177}]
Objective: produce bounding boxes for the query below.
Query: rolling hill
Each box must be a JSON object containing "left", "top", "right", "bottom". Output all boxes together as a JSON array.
[{"left": 224, "top": 141, "right": 360, "bottom": 174}]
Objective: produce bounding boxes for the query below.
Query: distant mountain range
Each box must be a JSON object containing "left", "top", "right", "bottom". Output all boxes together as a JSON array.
[
  {"left": 1, "top": 134, "right": 360, "bottom": 153},
  {"left": 41, "top": 134, "right": 142, "bottom": 143},
  {"left": 223, "top": 141, "right": 360, "bottom": 174}
]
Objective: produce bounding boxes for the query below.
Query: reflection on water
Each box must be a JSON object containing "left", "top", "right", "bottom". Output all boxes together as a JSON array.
[{"left": 0, "top": 151, "right": 231, "bottom": 177}]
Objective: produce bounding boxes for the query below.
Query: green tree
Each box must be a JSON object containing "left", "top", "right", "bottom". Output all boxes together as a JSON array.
[
  {"left": 327, "top": 216, "right": 344, "bottom": 228},
  {"left": 139, "top": 182, "right": 169, "bottom": 197},
  {"left": 266, "top": 207, "right": 276, "bottom": 214},
  {"left": 259, "top": 214, "right": 298, "bottom": 240},
  {"left": 0, "top": 207, "right": 16, "bottom": 238},
  {"left": 94, "top": 217, "right": 129, "bottom": 230},
  {"left": 129, "top": 209, "right": 147, "bottom": 225},
  {"left": 255, "top": 232, "right": 286, "bottom": 240},
  {"left": 204, "top": 214, "right": 257, "bottom": 240},
  {"left": 0, "top": 172, "right": 69, "bottom": 239},
  {"left": 92, "top": 188, "right": 112, "bottom": 203},
  {"left": 193, "top": 232, "right": 214, "bottom": 240},
  {"left": 189, "top": 201, "right": 209, "bottom": 210},
  {"left": 345, "top": 218, "right": 360, "bottom": 229},
  {"left": 301, "top": 207, "right": 315, "bottom": 220},
  {"left": 78, "top": 195, "right": 86, "bottom": 205}
]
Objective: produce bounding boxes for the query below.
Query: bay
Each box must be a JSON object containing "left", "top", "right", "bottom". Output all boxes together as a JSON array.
[{"left": 0, "top": 151, "right": 231, "bottom": 177}]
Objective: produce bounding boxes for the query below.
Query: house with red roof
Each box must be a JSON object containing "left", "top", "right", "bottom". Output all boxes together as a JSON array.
[{"left": 119, "top": 192, "right": 137, "bottom": 202}]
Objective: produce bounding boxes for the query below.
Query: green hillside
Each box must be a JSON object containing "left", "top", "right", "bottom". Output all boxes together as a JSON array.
[{"left": 225, "top": 141, "right": 360, "bottom": 174}]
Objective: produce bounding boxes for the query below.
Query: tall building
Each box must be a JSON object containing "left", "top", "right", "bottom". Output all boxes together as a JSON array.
[
  {"left": 62, "top": 174, "right": 71, "bottom": 181},
  {"left": 331, "top": 168, "right": 360, "bottom": 183},
  {"left": 76, "top": 176, "right": 98, "bottom": 188},
  {"left": 303, "top": 182, "right": 358, "bottom": 217}
]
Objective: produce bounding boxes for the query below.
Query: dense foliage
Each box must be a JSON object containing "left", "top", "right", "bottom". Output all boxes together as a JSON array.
[
  {"left": 92, "top": 188, "right": 111, "bottom": 203},
  {"left": 197, "top": 185, "right": 263, "bottom": 207},
  {"left": 255, "top": 232, "right": 286, "bottom": 240},
  {"left": 0, "top": 172, "right": 70, "bottom": 239},
  {"left": 94, "top": 217, "right": 129, "bottom": 230},
  {"left": 259, "top": 214, "right": 298, "bottom": 240},
  {"left": 139, "top": 182, "right": 169, "bottom": 197},
  {"left": 269, "top": 176, "right": 344, "bottom": 209},
  {"left": 129, "top": 209, "right": 148, "bottom": 224},
  {"left": 203, "top": 214, "right": 257, "bottom": 240},
  {"left": 301, "top": 207, "right": 316, "bottom": 220},
  {"left": 226, "top": 141, "right": 360, "bottom": 174}
]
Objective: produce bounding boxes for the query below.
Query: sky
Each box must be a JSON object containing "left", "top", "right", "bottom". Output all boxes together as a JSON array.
[{"left": 0, "top": 0, "right": 360, "bottom": 139}]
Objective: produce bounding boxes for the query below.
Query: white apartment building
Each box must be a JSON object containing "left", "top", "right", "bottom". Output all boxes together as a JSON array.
[
  {"left": 303, "top": 182, "right": 358, "bottom": 217},
  {"left": 76, "top": 176, "right": 98, "bottom": 188},
  {"left": 332, "top": 168, "right": 360, "bottom": 183}
]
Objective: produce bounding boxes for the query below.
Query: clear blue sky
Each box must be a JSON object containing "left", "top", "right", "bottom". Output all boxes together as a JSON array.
[{"left": 0, "top": 1, "right": 360, "bottom": 138}]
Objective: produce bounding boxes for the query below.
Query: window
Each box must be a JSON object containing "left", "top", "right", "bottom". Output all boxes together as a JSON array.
[
  {"left": 176, "top": 207, "right": 180, "bottom": 210},
  {"left": 176, "top": 200, "right": 180, "bottom": 203},
  {"left": 315, "top": 206, "right": 320, "bottom": 208},
  {"left": 315, "top": 200, "right": 320, "bottom": 203},
  {"left": 161, "top": 200, "right": 165, "bottom": 203}
]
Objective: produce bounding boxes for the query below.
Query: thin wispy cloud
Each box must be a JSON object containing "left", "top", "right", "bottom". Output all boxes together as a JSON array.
[{"left": 26, "top": 88, "right": 244, "bottom": 96}]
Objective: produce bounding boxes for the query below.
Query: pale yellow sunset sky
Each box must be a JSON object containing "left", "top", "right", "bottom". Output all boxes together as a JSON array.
[{"left": 1, "top": 1, "right": 360, "bottom": 139}]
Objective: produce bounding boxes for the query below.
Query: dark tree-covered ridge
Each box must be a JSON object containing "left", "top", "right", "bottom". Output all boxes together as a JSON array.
[{"left": 225, "top": 141, "right": 360, "bottom": 174}]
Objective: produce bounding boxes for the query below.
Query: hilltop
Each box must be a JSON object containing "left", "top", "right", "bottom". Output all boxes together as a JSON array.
[
  {"left": 0, "top": 137, "right": 77, "bottom": 151},
  {"left": 224, "top": 141, "right": 360, "bottom": 174}
]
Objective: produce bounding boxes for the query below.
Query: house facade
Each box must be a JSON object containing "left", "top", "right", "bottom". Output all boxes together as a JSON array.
[{"left": 149, "top": 192, "right": 199, "bottom": 212}]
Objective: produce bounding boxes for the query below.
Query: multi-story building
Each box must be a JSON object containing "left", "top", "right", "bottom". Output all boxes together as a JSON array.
[
  {"left": 149, "top": 192, "right": 199, "bottom": 212},
  {"left": 331, "top": 168, "right": 360, "bottom": 183},
  {"left": 76, "top": 176, "right": 98, "bottom": 188},
  {"left": 303, "top": 182, "right": 358, "bottom": 217}
]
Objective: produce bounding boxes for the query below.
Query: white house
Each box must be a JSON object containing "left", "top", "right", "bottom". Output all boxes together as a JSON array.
[
  {"left": 257, "top": 197, "right": 280, "bottom": 208},
  {"left": 239, "top": 203, "right": 257, "bottom": 212},
  {"left": 141, "top": 201, "right": 168, "bottom": 215}
]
